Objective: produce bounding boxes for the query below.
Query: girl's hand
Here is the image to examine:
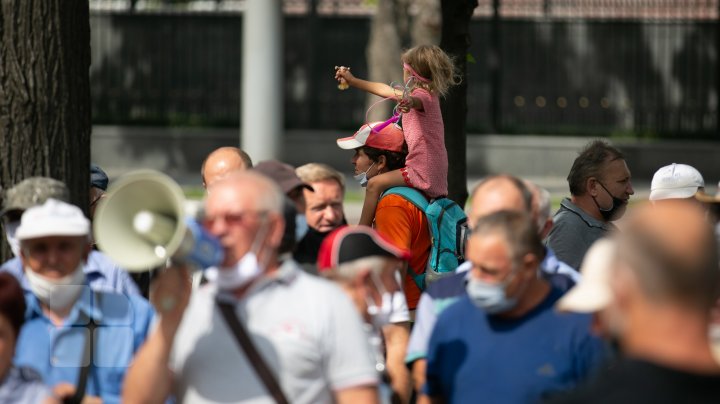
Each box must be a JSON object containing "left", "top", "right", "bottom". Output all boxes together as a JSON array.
[
  {"left": 398, "top": 98, "right": 412, "bottom": 113},
  {"left": 334, "top": 65, "right": 353, "bottom": 90}
]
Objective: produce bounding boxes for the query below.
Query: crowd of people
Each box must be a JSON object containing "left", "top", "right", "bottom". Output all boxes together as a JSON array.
[{"left": 2, "top": 44, "right": 720, "bottom": 403}]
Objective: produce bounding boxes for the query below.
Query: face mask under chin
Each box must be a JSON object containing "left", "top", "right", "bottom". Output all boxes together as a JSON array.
[
  {"left": 4, "top": 221, "right": 21, "bottom": 257},
  {"left": 365, "top": 271, "right": 396, "bottom": 329},
  {"left": 593, "top": 181, "right": 625, "bottom": 221},
  {"left": 354, "top": 162, "right": 376, "bottom": 188},
  {"left": 25, "top": 263, "right": 86, "bottom": 310},
  {"left": 205, "top": 218, "right": 272, "bottom": 291}
]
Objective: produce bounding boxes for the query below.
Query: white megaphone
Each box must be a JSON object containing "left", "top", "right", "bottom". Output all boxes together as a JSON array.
[{"left": 93, "top": 170, "right": 223, "bottom": 272}]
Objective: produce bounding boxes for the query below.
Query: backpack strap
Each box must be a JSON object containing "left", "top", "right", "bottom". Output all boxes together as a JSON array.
[
  {"left": 64, "top": 292, "right": 100, "bottom": 404},
  {"left": 383, "top": 187, "right": 429, "bottom": 211},
  {"left": 381, "top": 187, "right": 429, "bottom": 290}
]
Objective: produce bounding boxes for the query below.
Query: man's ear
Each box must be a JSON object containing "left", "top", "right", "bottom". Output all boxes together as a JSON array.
[
  {"left": 376, "top": 155, "right": 388, "bottom": 172},
  {"left": 82, "top": 240, "right": 92, "bottom": 263},
  {"left": 521, "top": 253, "right": 539, "bottom": 278},
  {"left": 19, "top": 245, "right": 28, "bottom": 268},
  {"left": 540, "top": 218, "right": 553, "bottom": 240},
  {"left": 267, "top": 213, "right": 286, "bottom": 249},
  {"left": 586, "top": 177, "right": 599, "bottom": 197},
  {"left": 610, "top": 263, "right": 636, "bottom": 310}
]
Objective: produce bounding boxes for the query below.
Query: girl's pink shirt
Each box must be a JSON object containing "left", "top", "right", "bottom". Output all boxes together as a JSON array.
[{"left": 401, "top": 88, "right": 448, "bottom": 198}]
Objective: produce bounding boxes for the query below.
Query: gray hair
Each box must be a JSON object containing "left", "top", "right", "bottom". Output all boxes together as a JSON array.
[{"left": 296, "top": 163, "right": 345, "bottom": 192}]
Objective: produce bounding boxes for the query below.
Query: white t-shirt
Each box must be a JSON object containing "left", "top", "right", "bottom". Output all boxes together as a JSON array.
[{"left": 170, "top": 260, "right": 379, "bottom": 403}]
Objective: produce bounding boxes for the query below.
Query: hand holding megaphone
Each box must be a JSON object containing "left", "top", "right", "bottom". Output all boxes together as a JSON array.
[{"left": 93, "top": 170, "right": 224, "bottom": 272}]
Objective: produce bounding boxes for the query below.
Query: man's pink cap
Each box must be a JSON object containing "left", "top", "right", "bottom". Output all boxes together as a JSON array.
[{"left": 336, "top": 122, "right": 405, "bottom": 153}]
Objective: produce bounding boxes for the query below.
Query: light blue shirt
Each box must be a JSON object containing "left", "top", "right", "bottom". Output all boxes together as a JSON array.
[
  {"left": 14, "top": 287, "right": 155, "bottom": 404},
  {"left": 0, "top": 366, "right": 51, "bottom": 403},
  {"left": 0, "top": 250, "right": 140, "bottom": 295}
]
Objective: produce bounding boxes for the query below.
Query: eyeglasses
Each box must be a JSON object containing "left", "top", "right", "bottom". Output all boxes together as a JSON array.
[{"left": 203, "top": 211, "right": 268, "bottom": 229}]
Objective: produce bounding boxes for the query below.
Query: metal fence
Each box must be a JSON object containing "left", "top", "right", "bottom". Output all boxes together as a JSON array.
[{"left": 89, "top": 1, "right": 720, "bottom": 138}]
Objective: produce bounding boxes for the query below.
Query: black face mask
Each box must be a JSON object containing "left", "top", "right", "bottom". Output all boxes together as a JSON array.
[{"left": 592, "top": 181, "right": 625, "bottom": 222}]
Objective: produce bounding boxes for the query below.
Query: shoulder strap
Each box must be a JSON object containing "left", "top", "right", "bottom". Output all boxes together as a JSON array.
[
  {"left": 382, "top": 186, "right": 429, "bottom": 211},
  {"left": 64, "top": 293, "right": 99, "bottom": 404},
  {"left": 216, "top": 299, "right": 290, "bottom": 404}
]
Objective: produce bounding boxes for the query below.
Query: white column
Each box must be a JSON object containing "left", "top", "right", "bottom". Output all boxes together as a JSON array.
[{"left": 241, "top": 0, "right": 283, "bottom": 161}]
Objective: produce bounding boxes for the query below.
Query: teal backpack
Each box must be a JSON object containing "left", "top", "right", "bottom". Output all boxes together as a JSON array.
[{"left": 382, "top": 187, "right": 469, "bottom": 290}]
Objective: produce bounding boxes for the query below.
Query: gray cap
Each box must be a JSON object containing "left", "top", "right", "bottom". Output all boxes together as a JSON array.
[{"left": 1, "top": 177, "right": 70, "bottom": 218}]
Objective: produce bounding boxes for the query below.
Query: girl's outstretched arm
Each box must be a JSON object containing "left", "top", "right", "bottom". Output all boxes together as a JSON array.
[
  {"left": 359, "top": 169, "right": 408, "bottom": 226},
  {"left": 335, "top": 66, "right": 400, "bottom": 100}
]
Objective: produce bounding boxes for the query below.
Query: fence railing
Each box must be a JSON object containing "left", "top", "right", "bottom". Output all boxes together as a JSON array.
[{"left": 89, "top": 2, "right": 719, "bottom": 138}]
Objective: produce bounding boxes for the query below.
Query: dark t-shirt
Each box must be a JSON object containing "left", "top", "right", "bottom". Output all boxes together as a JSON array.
[{"left": 545, "top": 358, "right": 720, "bottom": 404}]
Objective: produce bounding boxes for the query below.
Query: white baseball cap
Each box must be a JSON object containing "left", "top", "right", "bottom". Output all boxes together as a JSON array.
[
  {"left": 556, "top": 238, "right": 617, "bottom": 313},
  {"left": 16, "top": 199, "right": 90, "bottom": 240},
  {"left": 336, "top": 122, "right": 405, "bottom": 152},
  {"left": 649, "top": 163, "right": 704, "bottom": 201}
]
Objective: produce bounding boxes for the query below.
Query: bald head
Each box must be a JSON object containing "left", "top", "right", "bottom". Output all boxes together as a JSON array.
[
  {"left": 616, "top": 200, "right": 719, "bottom": 311},
  {"left": 468, "top": 175, "right": 532, "bottom": 229},
  {"left": 201, "top": 147, "right": 253, "bottom": 188}
]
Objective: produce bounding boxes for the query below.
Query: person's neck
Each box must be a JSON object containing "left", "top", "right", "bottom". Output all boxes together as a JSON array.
[
  {"left": 623, "top": 305, "right": 720, "bottom": 374},
  {"left": 498, "top": 276, "right": 551, "bottom": 319},
  {"left": 41, "top": 302, "right": 74, "bottom": 327},
  {"left": 571, "top": 195, "right": 606, "bottom": 222}
]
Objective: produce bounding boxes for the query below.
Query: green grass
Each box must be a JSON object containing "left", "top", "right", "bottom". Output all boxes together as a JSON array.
[{"left": 183, "top": 187, "right": 206, "bottom": 200}]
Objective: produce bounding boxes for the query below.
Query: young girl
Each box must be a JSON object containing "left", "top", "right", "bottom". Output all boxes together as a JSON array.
[{"left": 335, "top": 45, "right": 459, "bottom": 226}]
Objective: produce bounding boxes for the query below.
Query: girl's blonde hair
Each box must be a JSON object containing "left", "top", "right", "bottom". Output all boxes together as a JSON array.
[{"left": 401, "top": 45, "right": 460, "bottom": 97}]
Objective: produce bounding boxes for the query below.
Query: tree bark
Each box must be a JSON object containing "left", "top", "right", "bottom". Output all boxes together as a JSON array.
[
  {"left": 0, "top": 0, "right": 91, "bottom": 261},
  {"left": 365, "top": 0, "right": 407, "bottom": 122},
  {"left": 440, "top": 0, "right": 477, "bottom": 207}
]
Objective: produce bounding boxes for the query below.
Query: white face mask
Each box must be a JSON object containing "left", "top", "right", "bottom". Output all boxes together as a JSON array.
[
  {"left": 353, "top": 162, "right": 375, "bottom": 188},
  {"left": 366, "top": 272, "right": 395, "bottom": 328},
  {"left": 4, "top": 221, "right": 21, "bottom": 257},
  {"left": 25, "top": 263, "right": 86, "bottom": 310},
  {"left": 204, "top": 219, "right": 271, "bottom": 291},
  {"left": 295, "top": 214, "right": 309, "bottom": 242},
  {"left": 205, "top": 251, "right": 262, "bottom": 291},
  {"left": 466, "top": 276, "right": 518, "bottom": 314}
]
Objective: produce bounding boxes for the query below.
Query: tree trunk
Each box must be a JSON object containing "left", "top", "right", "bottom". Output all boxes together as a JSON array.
[
  {"left": 365, "top": 0, "right": 407, "bottom": 122},
  {"left": 440, "top": 0, "right": 477, "bottom": 207},
  {"left": 0, "top": 0, "right": 91, "bottom": 261}
]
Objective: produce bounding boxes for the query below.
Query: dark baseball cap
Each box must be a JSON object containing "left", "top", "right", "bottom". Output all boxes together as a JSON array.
[
  {"left": 253, "top": 160, "right": 314, "bottom": 195},
  {"left": 316, "top": 225, "right": 410, "bottom": 272},
  {"left": 1, "top": 177, "right": 70, "bottom": 218},
  {"left": 90, "top": 163, "right": 109, "bottom": 191}
]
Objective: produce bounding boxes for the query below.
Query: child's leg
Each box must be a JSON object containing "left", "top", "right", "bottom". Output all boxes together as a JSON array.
[{"left": 358, "top": 169, "right": 407, "bottom": 226}]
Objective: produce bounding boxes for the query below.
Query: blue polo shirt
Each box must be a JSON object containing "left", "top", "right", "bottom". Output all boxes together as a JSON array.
[
  {"left": 405, "top": 249, "right": 580, "bottom": 365},
  {"left": 424, "top": 288, "right": 606, "bottom": 403},
  {"left": 1, "top": 250, "right": 140, "bottom": 295},
  {"left": 14, "top": 287, "right": 154, "bottom": 403}
]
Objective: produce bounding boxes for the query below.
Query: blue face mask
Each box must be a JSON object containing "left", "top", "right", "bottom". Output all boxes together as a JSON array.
[
  {"left": 353, "top": 162, "right": 376, "bottom": 188},
  {"left": 465, "top": 274, "right": 519, "bottom": 314}
]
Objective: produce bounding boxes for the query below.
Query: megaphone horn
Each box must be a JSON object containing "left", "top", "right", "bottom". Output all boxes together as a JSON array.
[{"left": 93, "top": 170, "right": 223, "bottom": 272}]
